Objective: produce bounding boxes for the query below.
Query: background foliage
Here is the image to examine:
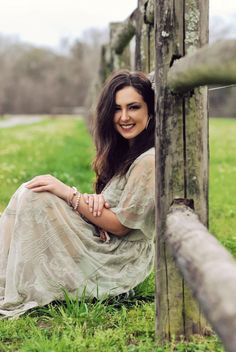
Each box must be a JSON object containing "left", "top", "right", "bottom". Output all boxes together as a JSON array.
[
  {"left": 0, "top": 17, "right": 236, "bottom": 117},
  {"left": 0, "top": 30, "right": 105, "bottom": 114}
]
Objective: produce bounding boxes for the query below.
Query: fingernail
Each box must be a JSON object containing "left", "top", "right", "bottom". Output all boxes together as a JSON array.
[
  {"left": 93, "top": 212, "right": 97, "bottom": 217},
  {"left": 98, "top": 211, "right": 101, "bottom": 216}
]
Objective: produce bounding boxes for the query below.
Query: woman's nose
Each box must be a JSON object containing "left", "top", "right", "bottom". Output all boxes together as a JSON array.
[{"left": 120, "top": 109, "right": 129, "bottom": 121}]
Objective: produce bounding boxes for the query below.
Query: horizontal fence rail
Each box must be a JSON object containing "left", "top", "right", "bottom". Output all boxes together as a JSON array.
[
  {"left": 166, "top": 202, "right": 236, "bottom": 352},
  {"left": 111, "top": 9, "right": 137, "bottom": 55},
  {"left": 110, "top": 0, "right": 154, "bottom": 56},
  {"left": 168, "top": 39, "right": 236, "bottom": 92}
]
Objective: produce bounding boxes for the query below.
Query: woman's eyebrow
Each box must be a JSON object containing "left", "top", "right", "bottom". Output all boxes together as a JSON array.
[
  {"left": 115, "top": 102, "right": 141, "bottom": 107},
  {"left": 127, "top": 102, "right": 142, "bottom": 107}
]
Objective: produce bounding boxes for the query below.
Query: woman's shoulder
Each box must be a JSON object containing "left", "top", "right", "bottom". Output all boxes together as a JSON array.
[
  {"left": 136, "top": 147, "right": 155, "bottom": 162},
  {"left": 127, "top": 147, "right": 155, "bottom": 175},
  {"left": 133, "top": 147, "right": 155, "bottom": 166}
]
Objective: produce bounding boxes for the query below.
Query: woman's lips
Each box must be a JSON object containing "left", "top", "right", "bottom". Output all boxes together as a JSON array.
[{"left": 120, "top": 124, "right": 135, "bottom": 130}]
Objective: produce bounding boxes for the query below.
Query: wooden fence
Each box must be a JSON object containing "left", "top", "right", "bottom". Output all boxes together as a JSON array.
[{"left": 100, "top": 1, "right": 236, "bottom": 351}]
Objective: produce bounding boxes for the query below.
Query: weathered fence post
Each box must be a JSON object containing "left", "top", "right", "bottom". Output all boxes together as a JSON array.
[
  {"left": 155, "top": 0, "right": 209, "bottom": 340},
  {"left": 99, "top": 0, "right": 155, "bottom": 80},
  {"left": 99, "top": 22, "right": 134, "bottom": 83},
  {"left": 135, "top": 0, "right": 155, "bottom": 72},
  {"left": 109, "top": 23, "right": 132, "bottom": 72}
]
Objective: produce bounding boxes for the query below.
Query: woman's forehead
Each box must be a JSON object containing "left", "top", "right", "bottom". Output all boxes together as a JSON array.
[{"left": 115, "top": 86, "right": 144, "bottom": 105}]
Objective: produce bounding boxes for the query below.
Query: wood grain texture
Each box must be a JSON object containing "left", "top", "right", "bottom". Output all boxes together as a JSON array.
[{"left": 183, "top": 0, "right": 209, "bottom": 334}]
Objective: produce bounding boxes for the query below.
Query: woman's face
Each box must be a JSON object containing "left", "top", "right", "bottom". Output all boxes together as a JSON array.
[{"left": 113, "top": 86, "right": 149, "bottom": 142}]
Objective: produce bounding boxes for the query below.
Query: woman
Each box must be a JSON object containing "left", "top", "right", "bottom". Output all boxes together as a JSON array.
[{"left": 0, "top": 70, "right": 155, "bottom": 318}]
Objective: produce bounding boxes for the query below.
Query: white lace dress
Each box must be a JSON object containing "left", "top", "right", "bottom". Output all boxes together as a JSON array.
[{"left": 0, "top": 148, "right": 155, "bottom": 318}]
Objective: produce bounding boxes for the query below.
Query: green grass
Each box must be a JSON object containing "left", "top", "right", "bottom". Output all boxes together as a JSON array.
[
  {"left": 0, "top": 117, "right": 95, "bottom": 213},
  {"left": 0, "top": 116, "right": 235, "bottom": 351},
  {"left": 209, "top": 118, "right": 236, "bottom": 255}
]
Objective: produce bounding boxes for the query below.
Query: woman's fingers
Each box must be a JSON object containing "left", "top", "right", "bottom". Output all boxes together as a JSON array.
[
  {"left": 26, "top": 180, "right": 48, "bottom": 189},
  {"left": 85, "top": 194, "right": 108, "bottom": 216},
  {"left": 97, "top": 193, "right": 106, "bottom": 216},
  {"left": 88, "top": 194, "right": 95, "bottom": 213},
  {"left": 26, "top": 175, "right": 51, "bottom": 188},
  {"left": 83, "top": 193, "right": 89, "bottom": 204},
  {"left": 93, "top": 194, "right": 106, "bottom": 216},
  {"left": 93, "top": 195, "right": 99, "bottom": 216},
  {"left": 25, "top": 175, "right": 69, "bottom": 201},
  {"left": 27, "top": 185, "right": 50, "bottom": 192},
  {"left": 100, "top": 233, "right": 106, "bottom": 241},
  {"left": 99, "top": 230, "right": 110, "bottom": 243},
  {"left": 25, "top": 176, "right": 51, "bottom": 192}
]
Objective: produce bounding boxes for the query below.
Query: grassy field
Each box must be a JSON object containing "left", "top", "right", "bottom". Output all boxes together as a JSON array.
[
  {"left": 0, "top": 117, "right": 95, "bottom": 213},
  {"left": 0, "top": 117, "right": 235, "bottom": 351},
  {"left": 209, "top": 119, "right": 236, "bottom": 254}
]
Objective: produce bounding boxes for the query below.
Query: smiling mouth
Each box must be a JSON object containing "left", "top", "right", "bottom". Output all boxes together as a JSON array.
[{"left": 120, "top": 124, "right": 135, "bottom": 130}]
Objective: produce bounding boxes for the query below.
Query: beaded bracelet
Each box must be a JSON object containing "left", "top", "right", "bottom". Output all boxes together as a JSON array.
[
  {"left": 67, "top": 186, "right": 77, "bottom": 206},
  {"left": 73, "top": 192, "right": 81, "bottom": 212}
]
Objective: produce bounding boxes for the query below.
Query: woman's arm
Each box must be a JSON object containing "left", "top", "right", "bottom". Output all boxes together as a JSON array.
[
  {"left": 82, "top": 193, "right": 110, "bottom": 217},
  {"left": 72, "top": 194, "right": 129, "bottom": 236},
  {"left": 26, "top": 175, "right": 129, "bottom": 237}
]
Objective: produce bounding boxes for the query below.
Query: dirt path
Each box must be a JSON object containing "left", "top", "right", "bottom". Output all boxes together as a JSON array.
[{"left": 0, "top": 115, "right": 44, "bottom": 128}]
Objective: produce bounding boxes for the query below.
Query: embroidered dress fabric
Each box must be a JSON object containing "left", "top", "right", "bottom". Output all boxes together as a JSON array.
[{"left": 0, "top": 148, "right": 155, "bottom": 318}]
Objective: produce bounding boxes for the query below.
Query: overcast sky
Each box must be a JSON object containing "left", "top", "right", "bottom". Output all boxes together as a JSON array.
[{"left": 0, "top": 0, "right": 235, "bottom": 49}]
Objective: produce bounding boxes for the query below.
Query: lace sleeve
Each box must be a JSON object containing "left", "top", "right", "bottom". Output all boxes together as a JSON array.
[{"left": 111, "top": 154, "right": 155, "bottom": 239}]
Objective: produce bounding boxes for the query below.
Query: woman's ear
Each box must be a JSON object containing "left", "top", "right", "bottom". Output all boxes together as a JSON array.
[{"left": 145, "top": 115, "right": 152, "bottom": 129}]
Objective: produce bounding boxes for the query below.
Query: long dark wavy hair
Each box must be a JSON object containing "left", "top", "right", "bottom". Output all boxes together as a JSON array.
[{"left": 93, "top": 70, "right": 155, "bottom": 193}]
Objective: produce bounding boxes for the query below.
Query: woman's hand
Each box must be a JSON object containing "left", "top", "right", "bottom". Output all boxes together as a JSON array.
[
  {"left": 26, "top": 175, "right": 110, "bottom": 217},
  {"left": 25, "top": 174, "right": 70, "bottom": 202},
  {"left": 99, "top": 229, "right": 110, "bottom": 243},
  {"left": 82, "top": 193, "right": 110, "bottom": 217}
]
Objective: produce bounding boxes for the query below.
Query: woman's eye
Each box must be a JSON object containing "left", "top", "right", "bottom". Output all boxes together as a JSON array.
[
  {"left": 114, "top": 106, "right": 121, "bottom": 112},
  {"left": 129, "top": 105, "right": 140, "bottom": 110}
]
